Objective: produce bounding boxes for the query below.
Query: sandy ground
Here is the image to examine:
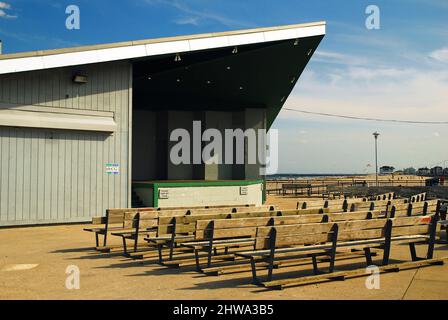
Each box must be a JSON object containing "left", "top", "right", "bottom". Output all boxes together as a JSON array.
[{"left": 1, "top": 196, "right": 448, "bottom": 300}]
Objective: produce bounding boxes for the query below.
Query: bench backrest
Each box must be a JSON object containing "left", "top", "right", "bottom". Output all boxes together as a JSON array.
[
  {"left": 390, "top": 200, "right": 440, "bottom": 217},
  {"left": 154, "top": 205, "right": 275, "bottom": 216},
  {"left": 371, "top": 192, "right": 396, "bottom": 201},
  {"left": 155, "top": 204, "right": 256, "bottom": 210},
  {"left": 254, "top": 214, "right": 438, "bottom": 250},
  {"left": 101, "top": 208, "right": 154, "bottom": 227},
  {"left": 297, "top": 198, "right": 368, "bottom": 210},
  {"left": 156, "top": 208, "right": 327, "bottom": 236},
  {"left": 123, "top": 211, "right": 159, "bottom": 230},
  {"left": 194, "top": 210, "right": 385, "bottom": 240},
  {"left": 410, "top": 192, "right": 427, "bottom": 203}
]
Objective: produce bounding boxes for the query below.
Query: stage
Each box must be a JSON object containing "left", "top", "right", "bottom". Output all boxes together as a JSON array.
[{"left": 132, "top": 180, "right": 265, "bottom": 208}]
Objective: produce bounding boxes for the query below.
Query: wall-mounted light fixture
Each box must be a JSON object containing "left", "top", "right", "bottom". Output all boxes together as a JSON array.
[{"left": 73, "top": 74, "right": 88, "bottom": 84}]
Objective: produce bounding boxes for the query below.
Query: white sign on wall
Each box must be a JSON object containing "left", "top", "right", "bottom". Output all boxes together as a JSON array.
[{"left": 106, "top": 163, "right": 120, "bottom": 175}]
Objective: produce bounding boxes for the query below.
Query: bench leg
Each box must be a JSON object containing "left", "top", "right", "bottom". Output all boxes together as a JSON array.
[
  {"left": 95, "top": 232, "right": 99, "bottom": 248},
  {"left": 133, "top": 235, "right": 138, "bottom": 253},
  {"left": 364, "top": 248, "right": 373, "bottom": 265},
  {"left": 157, "top": 244, "right": 164, "bottom": 264},
  {"left": 103, "top": 232, "right": 108, "bottom": 247},
  {"left": 382, "top": 220, "right": 393, "bottom": 266},
  {"left": 328, "top": 251, "right": 336, "bottom": 273},
  {"left": 328, "top": 224, "right": 339, "bottom": 273},
  {"left": 409, "top": 243, "right": 419, "bottom": 261},
  {"left": 408, "top": 242, "right": 432, "bottom": 261},
  {"left": 267, "top": 255, "right": 276, "bottom": 282},
  {"left": 122, "top": 237, "right": 128, "bottom": 255},
  {"left": 168, "top": 241, "right": 175, "bottom": 261},
  {"left": 194, "top": 249, "right": 201, "bottom": 272},
  {"left": 312, "top": 255, "right": 320, "bottom": 275},
  {"left": 207, "top": 245, "right": 213, "bottom": 268},
  {"left": 249, "top": 257, "right": 259, "bottom": 285},
  {"left": 382, "top": 244, "right": 391, "bottom": 265}
]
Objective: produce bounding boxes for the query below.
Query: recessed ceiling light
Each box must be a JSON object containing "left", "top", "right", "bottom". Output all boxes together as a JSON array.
[
  {"left": 147, "top": 76, "right": 152, "bottom": 80},
  {"left": 291, "top": 77, "right": 296, "bottom": 83},
  {"left": 232, "top": 47, "right": 238, "bottom": 54},
  {"left": 307, "top": 49, "right": 313, "bottom": 56},
  {"left": 207, "top": 80, "right": 211, "bottom": 84},
  {"left": 176, "top": 79, "right": 181, "bottom": 82},
  {"left": 280, "top": 96, "right": 286, "bottom": 102},
  {"left": 174, "top": 53, "right": 182, "bottom": 62},
  {"left": 239, "top": 86, "right": 244, "bottom": 90},
  {"left": 226, "top": 66, "right": 231, "bottom": 70},
  {"left": 294, "top": 39, "right": 299, "bottom": 46}
]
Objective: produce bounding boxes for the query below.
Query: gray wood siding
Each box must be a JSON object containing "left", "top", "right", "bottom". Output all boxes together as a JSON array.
[{"left": 0, "top": 62, "right": 131, "bottom": 226}]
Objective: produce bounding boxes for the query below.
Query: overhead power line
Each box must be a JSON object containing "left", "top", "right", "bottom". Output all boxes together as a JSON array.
[{"left": 283, "top": 108, "right": 448, "bottom": 125}]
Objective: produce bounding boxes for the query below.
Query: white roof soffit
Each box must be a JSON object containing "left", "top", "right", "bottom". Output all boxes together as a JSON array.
[{"left": 0, "top": 21, "right": 325, "bottom": 75}]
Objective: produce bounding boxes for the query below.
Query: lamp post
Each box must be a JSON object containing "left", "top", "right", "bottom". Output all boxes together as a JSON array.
[{"left": 373, "top": 132, "right": 380, "bottom": 187}]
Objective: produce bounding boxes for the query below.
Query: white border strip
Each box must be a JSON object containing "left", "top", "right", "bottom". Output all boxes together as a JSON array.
[{"left": 0, "top": 24, "right": 325, "bottom": 75}]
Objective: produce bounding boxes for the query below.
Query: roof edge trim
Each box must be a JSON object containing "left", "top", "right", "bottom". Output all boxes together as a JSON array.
[{"left": 0, "top": 21, "right": 325, "bottom": 75}]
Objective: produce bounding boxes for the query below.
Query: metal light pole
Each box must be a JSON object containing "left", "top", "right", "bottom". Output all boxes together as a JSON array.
[{"left": 373, "top": 132, "right": 380, "bottom": 187}]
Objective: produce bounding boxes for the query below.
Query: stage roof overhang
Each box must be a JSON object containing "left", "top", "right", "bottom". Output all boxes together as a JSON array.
[{"left": 0, "top": 21, "right": 326, "bottom": 127}]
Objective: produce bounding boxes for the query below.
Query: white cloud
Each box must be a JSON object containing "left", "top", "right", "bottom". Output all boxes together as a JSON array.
[
  {"left": 429, "top": 48, "right": 448, "bottom": 63},
  {"left": 313, "top": 50, "right": 370, "bottom": 67},
  {"left": 144, "top": 0, "right": 252, "bottom": 28},
  {"left": 0, "top": 2, "right": 11, "bottom": 9},
  {"left": 272, "top": 45, "right": 448, "bottom": 173},
  {"left": 345, "top": 67, "right": 412, "bottom": 80},
  {"left": 174, "top": 16, "right": 200, "bottom": 26},
  {"left": 0, "top": 2, "right": 16, "bottom": 19}
]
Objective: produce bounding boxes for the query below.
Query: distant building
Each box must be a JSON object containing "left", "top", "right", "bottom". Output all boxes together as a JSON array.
[
  {"left": 403, "top": 167, "right": 417, "bottom": 175},
  {"left": 444, "top": 168, "right": 448, "bottom": 176},
  {"left": 380, "top": 166, "right": 395, "bottom": 174},
  {"left": 431, "top": 166, "right": 444, "bottom": 176},
  {"left": 417, "top": 167, "right": 431, "bottom": 176}
]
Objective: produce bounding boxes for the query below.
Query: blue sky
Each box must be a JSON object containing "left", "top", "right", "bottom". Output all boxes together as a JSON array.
[{"left": 1, "top": 0, "right": 447, "bottom": 173}]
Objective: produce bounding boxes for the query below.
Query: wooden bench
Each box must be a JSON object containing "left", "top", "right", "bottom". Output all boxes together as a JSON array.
[
  {"left": 84, "top": 205, "right": 274, "bottom": 249},
  {"left": 193, "top": 210, "right": 391, "bottom": 274},
  {"left": 175, "top": 209, "right": 396, "bottom": 272},
  {"left": 410, "top": 192, "right": 427, "bottom": 203},
  {"left": 185, "top": 203, "right": 430, "bottom": 275},
  {"left": 110, "top": 211, "right": 161, "bottom": 254},
  {"left": 143, "top": 208, "right": 326, "bottom": 262},
  {"left": 84, "top": 208, "right": 155, "bottom": 248},
  {"left": 371, "top": 192, "right": 396, "bottom": 201},
  {"left": 235, "top": 213, "right": 441, "bottom": 289},
  {"left": 106, "top": 206, "right": 277, "bottom": 255},
  {"left": 297, "top": 197, "right": 408, "bottom": 212},
  {"left": 388, "top": 200, "right": 440, "bottom": 218}
]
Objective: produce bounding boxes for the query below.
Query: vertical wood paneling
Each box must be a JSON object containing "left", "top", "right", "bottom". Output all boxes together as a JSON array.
[
  {"left": 0, "top": 61, "right": 130, "bottom": 225},
  {"left": 0, "top": 128, "right": 9, "bottom": 220}
]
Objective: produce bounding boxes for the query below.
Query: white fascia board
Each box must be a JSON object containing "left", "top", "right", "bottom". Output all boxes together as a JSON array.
[
  {"left": 0, "top": 24, "right": 325, "bottom": 75},
  {"left": 188, "top": 36, "right": 230, "bottom": 51},
  {"left": 145, "top": 40, "right": 191, "bottom": 56},
  {"left": 227, "top": 33, "right": 266, "bottom": 46},
  {"left": 0, "top": 56, "right": 44, "bottom": 74}
]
